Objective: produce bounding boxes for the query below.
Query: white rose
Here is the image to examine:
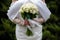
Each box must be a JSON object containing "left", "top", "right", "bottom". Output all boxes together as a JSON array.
[
  {"left": 30, "top": 9, "right": 33, "bottom": 13},
  {"left": 19, "top": 2, "right": 39, "bottom": 14}
]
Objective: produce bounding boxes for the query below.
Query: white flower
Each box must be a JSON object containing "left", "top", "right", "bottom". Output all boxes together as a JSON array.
[
  {"left": 25, "top": 8, "right": 29, "bottom": 13},
  {"left": 30, "top": 9, "right": 33, "bottom": 13},
  {"left": 19, "top": 9, "right": 24, "bottom": 13},
  {"left": 19, "top": 2, "right": 38, "bottom": 14},
  {"left": 33, "top": 10, "right": 36, "bottom": 14}
]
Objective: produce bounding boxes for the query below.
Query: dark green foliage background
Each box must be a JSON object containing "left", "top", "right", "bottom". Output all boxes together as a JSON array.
[{"left": 0, "top": 0, "right": 60, "bottom": 40}]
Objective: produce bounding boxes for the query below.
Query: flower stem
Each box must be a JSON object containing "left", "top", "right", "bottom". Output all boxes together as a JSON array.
[{"left": 26, "top": 28, "right": 33, "bottom": 36}]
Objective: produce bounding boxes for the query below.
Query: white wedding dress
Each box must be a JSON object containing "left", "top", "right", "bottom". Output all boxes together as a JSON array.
[{"left": 7, "top": 0, "right": 51, "bottom": 40}]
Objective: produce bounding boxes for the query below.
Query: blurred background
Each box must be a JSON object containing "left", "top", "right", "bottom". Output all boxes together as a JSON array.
[{"left": 0, "top": 0, "right": 60, "bottom": 40}]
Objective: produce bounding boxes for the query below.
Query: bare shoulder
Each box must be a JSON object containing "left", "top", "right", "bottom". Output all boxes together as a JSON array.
[{"left": 42, "top": 0, "right": 45, "bottom": 3}]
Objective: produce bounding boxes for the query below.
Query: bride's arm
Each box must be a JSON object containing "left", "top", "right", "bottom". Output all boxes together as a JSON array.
[
  {"left": 33, "top": 0, "right": 46, "bottom": 24},
  {"left": 33, "top": 18, "right": 45, "bottom": 24},
  {"left": 12, "top": 18, "right": 30, "bottom": 25},
  {"left": 12, "top": 18, "right": 25, "bottom": 25},
  {"left": 11, "top": 0, "right": 25, "bottom": 25}
]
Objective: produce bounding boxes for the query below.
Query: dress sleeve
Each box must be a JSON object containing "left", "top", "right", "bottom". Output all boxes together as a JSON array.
[
  {"left": 10, "top": 2, "right": 15, "bottom": 6},
  {"left": 31, "top": 0, "right": 51, "bottom": 22},
  {"left": 38, "top": 1, "right": 51, "bottom": 22},
  {"left": 7, "top": 1, "right": 23, "bottom": 21}
]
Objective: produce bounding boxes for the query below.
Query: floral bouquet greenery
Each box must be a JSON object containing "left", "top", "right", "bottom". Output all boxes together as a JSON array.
[{"left": 19, "top": 3, "right": 39, "bottom": 36}]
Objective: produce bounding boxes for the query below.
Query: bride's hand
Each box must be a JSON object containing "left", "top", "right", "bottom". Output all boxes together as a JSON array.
[
  {"left": 12, "top": 18, "right": 25, "bottom": 25},
  {"left": 33, "top": 18, "right": 45, "bottom": 24},
  {"left": 18, "top": 21, "right": 25, "bottom": 26},
  {"left": 24, "top": 19, "right": 30, "bottom": 25},
  {"left": 18, "top": 20, "right": 30, "bottom": 26}
]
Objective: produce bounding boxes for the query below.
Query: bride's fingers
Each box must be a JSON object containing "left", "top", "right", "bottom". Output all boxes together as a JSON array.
[
  {"left": 18, "top": 20, "right": 30, "bottom": 26},
  {"left": 18, "top": 21, "right": 24, "bottom": 26},
  {"left": 24, "top": 20, "right": 30, "bottom": 25}
]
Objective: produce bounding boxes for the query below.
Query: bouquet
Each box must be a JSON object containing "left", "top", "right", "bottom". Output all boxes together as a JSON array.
[{"left": 19, "top": 3, "right": 39, "bottom": 36}]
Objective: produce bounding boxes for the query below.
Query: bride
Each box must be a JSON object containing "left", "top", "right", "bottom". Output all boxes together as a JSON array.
[{"left": 7, "top": 0, "right": 51, "bottom": 40}]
